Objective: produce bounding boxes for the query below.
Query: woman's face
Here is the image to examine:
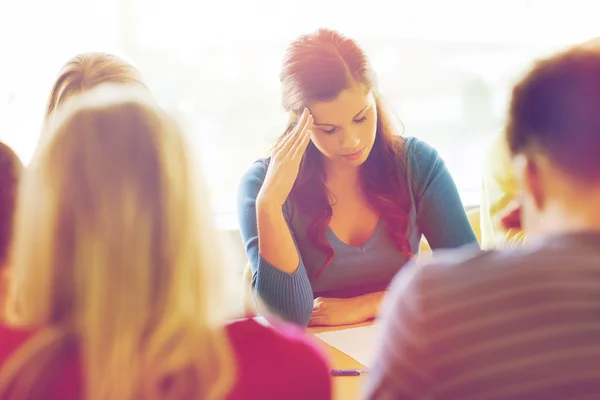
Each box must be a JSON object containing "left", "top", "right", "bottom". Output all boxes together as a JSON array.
[{"left": 308, "top": 85, "right": 377, "bottom": 167}]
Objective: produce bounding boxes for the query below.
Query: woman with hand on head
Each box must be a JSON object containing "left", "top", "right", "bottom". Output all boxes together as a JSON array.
[
  {"left": 0, "top": 86, "right": 331, "bottom": 400},
  {"left": 238, "top": 28, "right": 478, "bottom": 327}
]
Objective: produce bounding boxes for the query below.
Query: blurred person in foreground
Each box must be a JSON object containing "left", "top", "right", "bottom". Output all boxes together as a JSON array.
[
  {"left": 0, "top": 85, "right": 331, "bottom": 400},
  {"left": 366, "top": 44, "right": 600, "bottom": 400},
  {"left": 480, "top": 36, "right": 600, "bottom": 249},
  {"left": 0, "top": 143, "right": 22, "bottom": 323}
]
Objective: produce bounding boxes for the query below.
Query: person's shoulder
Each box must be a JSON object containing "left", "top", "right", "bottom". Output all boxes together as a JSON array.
[
  {"left": 0, "top": 324, "right": 82, "bottom": 400},
  {"left": 392, "top": 136, "right": 443, "bottom": 177},
  {"left": 0, "top": 324, "right": 37, "bottom": 364},
  {"left": 408, "top": 245, "right": 550, "bottom": 293},
  {"left": 239, "top": 158, "right": 269, "bottom": 185},
  {"left": 226, "top": 317, "right": 277, "bottom": 341},
  {"left": 226, "top": 317, "right": 326, "bottom": 362},
  {"left": 386, "top": 247, "right": 512, "bottom": 312},
  {"left": 402, "top": 136, "right": 441, "bottom": 167},
  {"left": 0, "top": 324, "right": 36, "bottom": 346},
  {"left": 226, "top": 318, "right": 331, "bottom": 400},
  {"left": 395, "top": 136, "right": 444, "bottom": 196}
]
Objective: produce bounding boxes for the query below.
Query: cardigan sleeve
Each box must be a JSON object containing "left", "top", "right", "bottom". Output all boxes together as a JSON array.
[{"left": 237, "top": 160, "right": 314, "bottom": 326}]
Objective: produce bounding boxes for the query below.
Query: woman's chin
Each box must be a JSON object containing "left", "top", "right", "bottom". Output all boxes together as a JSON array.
[{"left": 342, "top": 148, "right": 370, "bottom": 166}]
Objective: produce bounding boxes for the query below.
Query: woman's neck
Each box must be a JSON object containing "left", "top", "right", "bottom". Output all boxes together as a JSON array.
[{"left": 324, "top": 159, "right": 361, "bottom": 192}]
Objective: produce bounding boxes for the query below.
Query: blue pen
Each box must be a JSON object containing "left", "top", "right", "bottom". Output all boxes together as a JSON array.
[{"left": 330, "top": 369, "right": 369, "bottom": 376}]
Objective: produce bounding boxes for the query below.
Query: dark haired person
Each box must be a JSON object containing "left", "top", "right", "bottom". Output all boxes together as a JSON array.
[
  {"left": 0, "top": 142, "right": 22, "bottom": 322},
  {"left": 366, "top": 45, "right": 600, "bottom": 400}
]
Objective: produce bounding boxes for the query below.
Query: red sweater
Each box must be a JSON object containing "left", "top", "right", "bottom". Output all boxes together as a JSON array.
[{"left": 0, "top": 318, "right": 331, "bottom": 399}]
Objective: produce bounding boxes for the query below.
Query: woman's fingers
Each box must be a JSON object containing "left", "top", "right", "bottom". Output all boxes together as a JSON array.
[
  {"left": 274, "top": 108, "right": 310, "bottom": 155},
  {"left": 291, "top": 115, "right": 313, "bottom": 161}
]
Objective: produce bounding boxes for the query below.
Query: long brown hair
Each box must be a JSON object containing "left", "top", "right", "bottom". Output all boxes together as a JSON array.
[{"left": 275, "top": 29, "right": 413, "bottom": 278}]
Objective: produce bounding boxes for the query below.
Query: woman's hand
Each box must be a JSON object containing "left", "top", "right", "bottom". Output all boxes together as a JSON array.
[
  {"left": 309, "top": 291, "right": 386, "bottom": 327},
  {"left": 257, "top": 108, "right": 313, "bottom": 208}
]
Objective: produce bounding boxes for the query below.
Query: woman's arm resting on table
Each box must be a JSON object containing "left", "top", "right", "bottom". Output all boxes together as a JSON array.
[
  {"left": 309, "top": 291, "right": 386, "bottom": 326},
  {"left": 237, "top": 162, "right": 314, "bottom": 326}
]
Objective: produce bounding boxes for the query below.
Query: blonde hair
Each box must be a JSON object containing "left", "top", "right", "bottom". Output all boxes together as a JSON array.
[
  {"left": 45, "top": 52, "right": 147, "bottom": 118},
  {"left": 0, "top": 85, "right": 234, "bottom": 400}
]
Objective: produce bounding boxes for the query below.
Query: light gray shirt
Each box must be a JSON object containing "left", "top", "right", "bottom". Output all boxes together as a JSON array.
[{"left": 365, "top": 232, "right": 600, "bottom": 400}]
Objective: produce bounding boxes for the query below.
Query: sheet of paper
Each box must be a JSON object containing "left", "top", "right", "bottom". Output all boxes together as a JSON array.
[{"left": 314, "top": 323, "right": 381, "bottom": 368}]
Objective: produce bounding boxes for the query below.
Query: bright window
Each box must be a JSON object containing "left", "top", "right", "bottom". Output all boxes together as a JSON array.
[{"left": 2, "top": 0, "right": 600, "bottom": 229}]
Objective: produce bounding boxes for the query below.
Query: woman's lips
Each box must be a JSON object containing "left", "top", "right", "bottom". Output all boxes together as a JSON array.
[{"left": 342, "top": 146, "right": 366, "bottom": 160}]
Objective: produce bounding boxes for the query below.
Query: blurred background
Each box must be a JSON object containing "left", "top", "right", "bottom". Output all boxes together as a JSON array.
[{"left": 1, "top": 0, "right": 599, "bottom": 267}]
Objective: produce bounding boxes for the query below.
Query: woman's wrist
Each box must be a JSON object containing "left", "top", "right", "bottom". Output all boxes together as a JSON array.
[
  {"left": 256, "top": 193, "right": 283, "bottom": 213},
  {"left": 356, "top": 291, "right": 386, "bottom": 320}
]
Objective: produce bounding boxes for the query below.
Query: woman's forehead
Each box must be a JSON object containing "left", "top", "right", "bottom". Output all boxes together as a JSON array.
[{"left": 309, "top": 87, "right": 373, "bottom": 126}]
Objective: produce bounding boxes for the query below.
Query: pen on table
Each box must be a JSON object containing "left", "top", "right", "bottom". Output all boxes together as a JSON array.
[{"left": 330, "top": 369, "right": 369, "bottom": 376}]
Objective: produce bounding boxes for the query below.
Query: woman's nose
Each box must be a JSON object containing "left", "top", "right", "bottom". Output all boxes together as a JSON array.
[{"left": 340, "top": 132, "right": 360, "bottom": 150}]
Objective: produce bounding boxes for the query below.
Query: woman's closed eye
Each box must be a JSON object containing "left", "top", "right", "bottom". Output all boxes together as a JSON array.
[
  {"left": 321, "top": 116, "right": 368, "bottom": 135},
  {"left": 354, "top": 115, "right": 367, "bottom": 124}
]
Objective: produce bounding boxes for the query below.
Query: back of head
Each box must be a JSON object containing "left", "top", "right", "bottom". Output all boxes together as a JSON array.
[
  {"left": 0, "top": 142, "right": 22, "bottom": 267},
  {"left": 507, "top": 47, "right": 600, "bottom": 182},
  {"left": 45, "top": 52, "right": 146, "bottom": 118},
  {"left": 2, "top": 85, "right": 233, "bottom": 400}
]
